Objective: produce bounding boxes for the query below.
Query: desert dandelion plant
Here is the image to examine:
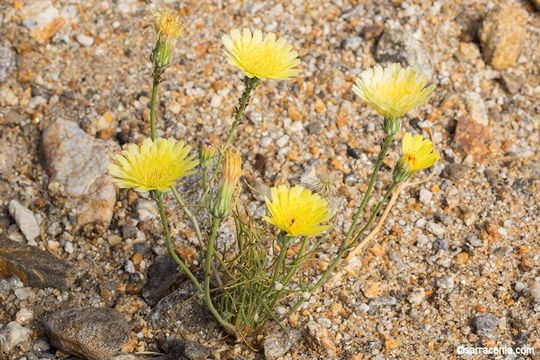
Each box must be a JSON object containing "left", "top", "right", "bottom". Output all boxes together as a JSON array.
[
  {"left": 222, "top": 28, "right": 301, "bottom": 80},
  {"left": 264, "top": 185, "right": 332, "bottom": 237},
  {"left": 399, "top": 132, "right": 440, "bottom": 173},
  {"left": 353, "top": 63, "right": 435, "bottom": 118},
  {"left": 109, "top": 138, "right": 198, "bottom": 192}
]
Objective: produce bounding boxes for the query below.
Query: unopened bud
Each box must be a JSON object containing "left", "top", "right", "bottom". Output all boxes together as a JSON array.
[
  {"left": 199, "top": 141, "right": 216, "bottom": 169},
  {"left": 212, "top": 149, "right": 242, "bottom": 218}
]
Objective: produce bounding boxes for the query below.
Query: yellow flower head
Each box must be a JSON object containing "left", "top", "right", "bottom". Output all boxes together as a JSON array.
[
  {"left": 222, "top": 28, "right": 301, "bottom": 80},
  {"left": 109, "top": 138, "right": 198, "bottom": 193},
  {"left": 153, "top": 9, "right": 182, "bottom": 39},
  {"left": 400, "top": 132, "right": 440, "bottom": 172},
  {"left": 264, "top": 185, "right": 332, "bottom": 237},
  {"left": 353, "top": 63, "right": 435, "bottom": 118}
]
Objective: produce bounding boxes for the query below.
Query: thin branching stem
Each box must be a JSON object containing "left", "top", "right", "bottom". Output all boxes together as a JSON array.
[
  {"left": 171, "top": 187, "right": 204, "bottom": 247},
  {"left": 205, "top": 217, "right": 236, "bottom": 333},
  {"left": 154, "top": 192, "right": 202, "bottom": 293},
  {"left": 343, "top": 130, "right": 395, "bottom": 245}
]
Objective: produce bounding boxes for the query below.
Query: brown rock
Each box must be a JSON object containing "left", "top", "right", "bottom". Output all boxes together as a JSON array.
[
  {"left": 304, "top": 321, "right": 336, "bottom": 355},
  {"left": 288, "top": 104, "right": 302, "bottom": 121},
  {"left": 362, "top": 281, "right": 382, "bottom": 299},
  {"left": 479, "top": 6, "right": 527, "bottom": 70},
  {"left": 385, "top": 338, "right": 401, "bottom": 350},
  {"left": 0, "top": 236, "right": 74, "bottom": 290},
  {"left": 44, "top": 307, "right": 130, "bottom": 360},
  {"left": 454, "top": 116, "right": 498, "bottom": 161},
  {"left": 41, "top": 119, "right": 116, "bottom": 232},
  {"left": 314, "top": 98, "right": 326, "bottom": 113}
]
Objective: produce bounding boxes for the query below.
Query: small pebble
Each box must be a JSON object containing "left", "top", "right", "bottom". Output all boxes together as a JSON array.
[{"left": 76, "top": 34, "right": 94, "bottom": 47}]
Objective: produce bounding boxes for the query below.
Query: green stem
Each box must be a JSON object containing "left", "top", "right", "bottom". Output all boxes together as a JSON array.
[
  {"left": 149, "top": 66, "right": 162, "bottom": 140},
  {"left": 270, "top": 233, "right": 290, "bottom": 287},
  {"left": 202, "top": 168, "right": 208, "bottom": 193},
  {"left": 171, "top": 187, "right": 204, "bottom": 248},
  {"left": 154, "top": 192, "right": 202, "bottom": 293},
  {"left": 269, "top": 236, "right": 308, "bottom": 310},
  {"left": 223, "top": 76, "right": 260, "bottom": 151},
  {"left": 343, "top": 131, "right": 395, "bottom": 245},
  {"left": 351, "top": 180, "right": 400, "bottom": 245},
  {"left": 205, "top": 217, "right": 236, "bottom": 333}
]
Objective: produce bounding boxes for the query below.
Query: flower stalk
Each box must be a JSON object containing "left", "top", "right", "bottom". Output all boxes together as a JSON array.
[{"left": 223, "top": 76, "right": 260, "bottom": 151}]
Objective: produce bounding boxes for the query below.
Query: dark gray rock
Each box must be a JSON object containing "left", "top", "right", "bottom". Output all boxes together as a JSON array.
[
  {"left": 159, "top": 339, "right": 212, "bottom": 360},
  {"left": 471, "top": 313, "right": 499, "bottom": 338},
  {"left": 44, "top": 307, "right": 130, "bottom": 360},
  {"left": 0, "top": 236, "right": 74, "bottom": 290},
  {"left": 0, "top": 42, "right": 16, "bottom": 83},
  {"left": 148, "top": 280, "right": 218, "bottom": 338},
  {"left": 142, "top": 255, "right": 185, "bottom": 306}
]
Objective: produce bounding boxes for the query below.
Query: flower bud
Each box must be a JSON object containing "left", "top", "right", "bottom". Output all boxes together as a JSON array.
[
  {"left": 199, "top": 141, "right": 216, "bottom": 169},
  {"left": 212, "top": 149, "right": 242, "bottom": 219},
  {"left": 151, "top": 10, "right": 182, "bottom": 68}
]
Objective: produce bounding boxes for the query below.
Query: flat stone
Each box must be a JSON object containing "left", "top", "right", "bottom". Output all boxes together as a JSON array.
[
  {"left": 0, "top": 236, "right": 74, "bottom": 290},
  {"left": 263, "top": 327, "right": 302, "bottom": 360},
  {"left": 41, "top": 119, "right": 116, "bottom": 232},
  {"left": 0, "top": 42, "right": 16, "bottom": 83},
  {"left": 376, "top": 27, "right": 433, "bottom": 78},
  {"left": 142, "top": 255, "right": 185, "bottom": 306},
  {"left": 8, "top": 200, "right": 40, "bottom": 245},
  {"left": 44, "top": 307, "right": 130, "bottom": 360},
  {"left": 0, "top": 321, "right": 32, "bottom": 353},
  {"left": 479, "top": 6, "right": 527, "bottom": 70}
]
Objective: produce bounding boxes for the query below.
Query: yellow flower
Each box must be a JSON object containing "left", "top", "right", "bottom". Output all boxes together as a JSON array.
[
  {"left": 153, "top": 10, "right": 182, "bottom": 40},
  {"left": 353, "top": 63, "right": 435, "bottom": 118},
  {"left": 264, "top": 185, "right": 332, "bottom": 237},
  {"left": 400, "top": 132, "right": 440, "bottom": 172},
  {"left": 109, "top": 138, "right": 198, "bottom": 192},
  {"left": 222, "top": 28, "right": 301, "bottom": 80}
]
